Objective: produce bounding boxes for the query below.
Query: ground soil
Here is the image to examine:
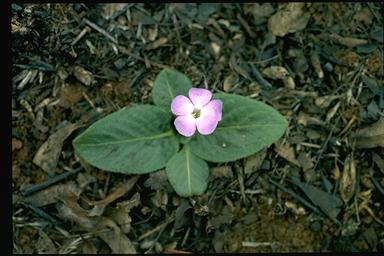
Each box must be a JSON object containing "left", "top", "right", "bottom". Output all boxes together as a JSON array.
[{"left": 12, "top": 3, "right": 383, "bottom": 253}]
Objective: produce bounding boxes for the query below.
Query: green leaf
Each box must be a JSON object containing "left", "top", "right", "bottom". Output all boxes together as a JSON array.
[
  {"left": 189, "top": 93, "right": 288, "bottom": 162},
  {"left": 166, "top": 145, "right": 210, "bottom": 197},
  {"left": 152, "top": 68, "right": 192, "bottom": 108},
  {"left": 73, "top": 105, "right": 179, "bottom": 174}
]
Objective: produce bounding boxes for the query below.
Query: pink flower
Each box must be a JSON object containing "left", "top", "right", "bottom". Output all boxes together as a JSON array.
[{"left": 171, "top": 88, "right": 222, "bottom": 137}]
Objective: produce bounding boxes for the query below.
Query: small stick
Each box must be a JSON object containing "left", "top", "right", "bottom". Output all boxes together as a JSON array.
[
  {"left": 138, "top": 215, "right": 175, "bottom": 241},
  {"left": 22, "top": 202, "right": 63, "bottom": 226},
  {"left": 71, "top": 27, "right": 90, "bottom": 46},
  {"left": 21, "top": 167, "right": 83, "bottom": 196},
  {"left": 249, "top": 63, "right": 272, "bottom": 89},
  {"left": 268, "top": 177, "right": 323, "bottom": 217},
  {"left": 83, "top": 18, "right": 118, "bottom": 44},
  {"left": 242, "top": 241, "right": 281, "bottom": 248}
]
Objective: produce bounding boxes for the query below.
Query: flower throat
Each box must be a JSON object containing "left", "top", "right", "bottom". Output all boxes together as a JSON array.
[{"left": 191, "top": 108, "right": 201, "bottom": 118}]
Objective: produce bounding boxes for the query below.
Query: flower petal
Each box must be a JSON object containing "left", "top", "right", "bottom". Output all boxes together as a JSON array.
[
  {"left": 200, "top": 99, "right": 222, "bottom": 121},
  {"left": 174, "top": 115, "right": 196, "bottom": 137},
  {"left": 188, "top": 88, "right": 212, "bottom": 109},
  {"left": 171, "top": 95, "right": 194, "bottom": 116},
  {"left": 195, "top": 116, "right": 219, "bottom": 135}
]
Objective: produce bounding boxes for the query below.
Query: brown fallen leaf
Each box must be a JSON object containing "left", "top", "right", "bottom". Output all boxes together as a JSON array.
[
  {"left": 73, "top": 66, "right": 94, "bottom": 86},
  {"left": 329, "top": 33, "right": 369, "bottom": 47},
  {"left": 36, "top": 229, "right": 57, "bottom": 254},
  {"left": 244, "top": 149, "right": 267, "bottom": 175},
  {"left": 145, "top": 37, "right": 168, "bottom": 51},
  {"left": 262, "top": 66, "right": 295, "bottom": 89},
  {"left": 174, "top": 199, "right": 192, "bottom": 230},
  {"left": 274, "top": 140, "right": 300, "bottom": 166},
  {"left": 268, "top": 3, "right": 310, "bottom": 37},
  {"left": 210, "top": 205, "right": 234, "bottom": 227},
  {"left": 104, "top": 192, "right": 140, "bottom": 234},
  {"left": 297, "top": 152, "right": 314, "bottom": 172},
  {"left": 20, "top": 182, "right": 82, "bottom": 207},
  {"left": 144, "top": 170, "right": 170, "bottom": 191},
  {"left": 151, "top": 189, "right": 168, "bottom": 211},
  {"left": 372, "top": 152, "right": 384, "bottom": 175},
  {"left": 33, "top": 121, "right": 82, "bottom": 174},
  {"left": 289, "top": 176, "right": 342, "bottom": 222},
  {"left": 223, "top": 73, "right": 239, "bottom": 92},
  {"left": 57, "top": 194, "right": 136, "bottom": 253},
  {"left": 352, "top": 118, "right": 384, "bottom": 149},
  {"left": 210, "top": 166, "right": 233, "bottom": 179},
  {"left": 339, "top": 155, "right": 357, "bottom": 204},
  {"left": 250, "top": 3, "right": 275, "bottom": 25},
  {"left": 12, "top": 138, "right": 23, "bottom": 151},
  {"left": 89, "top": 176, "right": 139, "bottom": 216}
]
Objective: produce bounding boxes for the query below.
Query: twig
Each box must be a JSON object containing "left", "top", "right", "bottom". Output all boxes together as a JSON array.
[
  {"left": 163, "top": 248, "right": 192, "bottom": 254},
  {"left": 268, "top": 177, "right": 323, "bottom": 217},
  {"left": 20, "top": 167, "right": 83, "bottom": 196},
  {"left": 83, "top": 18, "right": 118, "bottom": 44},
  {"left": 242, "top": 241, "right": 281, "bottom": 248},
  {"left": 249, "top": 63, "right": 272, "bottom": 89},
  {"left": 138, "top": 215, "right": 175, "bottom": 241},
  {"left": 71, "top": 27, "right": 91, "bottom": 46},
  {"left": 21, "top": 202, "right": 63, "bottom": 226}
]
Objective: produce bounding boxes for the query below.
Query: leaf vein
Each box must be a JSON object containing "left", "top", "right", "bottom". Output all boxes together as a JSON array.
[{"left": 78, "top": 130, "right": 173, "bottom": 147}]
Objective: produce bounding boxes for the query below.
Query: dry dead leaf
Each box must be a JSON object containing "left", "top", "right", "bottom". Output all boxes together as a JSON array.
[
  {"left": 314, "top": 95, "right": 339, "bottom": 108},
  {"left": 223, "top": 73, "right": 239, "bottom": 92},
  {"left": 57, "top": 84, "right": 86, "bottom": 108},
  {"left": 104, "top": 192, "right": 140, "bottom": 234},
  {"left": 174, "top": 199, "right": 192, "bottom": 230},
  {"left": 229, "top": 54, "right": 250, "bottom": 79},
  {"left": 329, "top": 33, "right": 369, "bottom": 47},
  {"left": 352, "top": 118, "right": 384, "bottom": 149},
  {"left": 20, "top": 182, "right": 82, "bottom": 207},
  {"left": 297, "top": 152, "right": 314, "bottom": 172},
  {"left": 102, "top": 3, "right": 129, "bottom": 20},
  {"left": 274, "top": 140, "right": 300, "bottom": 166},
  {"left": 250, "top": 3, "right": 275, "bottom": 25},
  {"left": 210, "top": 205, "right": 234, "bottom": 227},
  {"left": 33, "top": 122, "right": 82, "bottom": 174},
  {"left": 372, "top": 152, "right": 384, "bottom": 175},
  {"left": 310, "top": 51, "right": 324, "bottom": 79},
  {"left": 210, "top": 166, "right": 233, "bottom": 179},
  {"left": 36, "top": 229, "right": 57, "bottom": 254},
  {"left": 339, "top": 155, "right": 357, "bottom": 204},
  {"left": 151, "top": 189, "right": 168, "bottom": 211},
  {"left": 268, "top": 3, "right": 310, "bottom": 37},
  {"left": 57, "top": 194, "right": 136, "bottom": 253},
  {"left": 262, "top": 66, "right": 295, "bottom": 89},
  {"left": 290, "top": 176, "right": 342, "bottom": 222},
  {"left": 244, "top": 149, "right": 267, "bottom": 175},
  {"left": 89, "top": 176, "right": 139, "bottom": 216},
  {"left": 144, "top": 170, "right": 170, "bottom": 190},
  {"left": 73, "top": 66, "right": 94, "bottom": 86},
  {"left": 145, "top": 37, "right": 168, "bottom": 51},
  {"left": 12, "top": 138, "right": 23, "bottom": 151}
]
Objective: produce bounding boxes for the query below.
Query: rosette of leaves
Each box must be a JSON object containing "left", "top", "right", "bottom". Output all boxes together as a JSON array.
[{"left": 73, "top": 69, "right": 288, "bottom": 197}]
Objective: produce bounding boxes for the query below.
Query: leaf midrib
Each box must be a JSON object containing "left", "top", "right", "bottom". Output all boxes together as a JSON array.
[
  {"left": 165, "top": 73, "right": 174, "bottom": 99},
  {"left": 185, "top": 147, "right": 192, "bottom": 195},
  {"left": 217, "top": 123, "right": 284, "bottom": 130},
  {"left": 76, "top": 130, "right": 174, "bottom": 147}
]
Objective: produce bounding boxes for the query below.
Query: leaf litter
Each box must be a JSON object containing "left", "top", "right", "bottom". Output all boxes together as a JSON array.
[{"left": 12, "top": 3, "right": 384, "bottom": 253}]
